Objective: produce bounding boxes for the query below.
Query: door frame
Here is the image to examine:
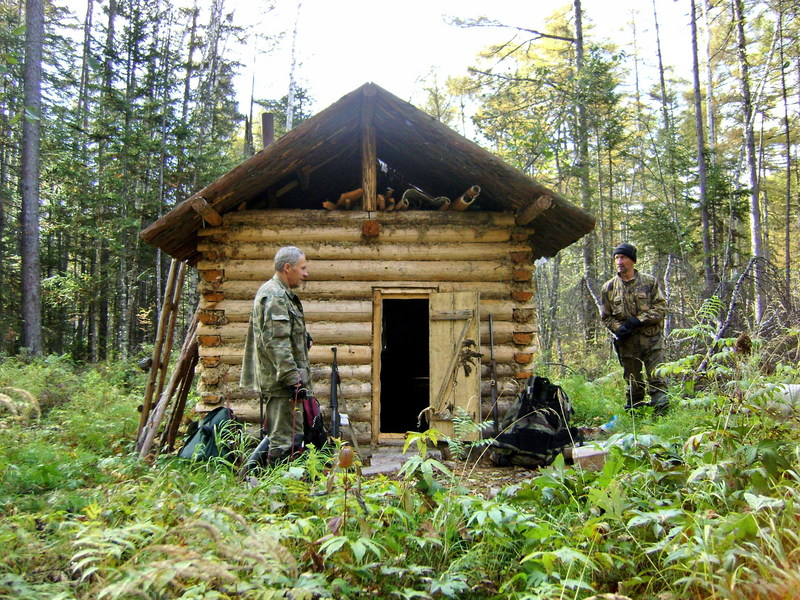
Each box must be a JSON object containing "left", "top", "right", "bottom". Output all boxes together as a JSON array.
[{"left": 371, "top": 286, "right": 437, "bottom": 444}]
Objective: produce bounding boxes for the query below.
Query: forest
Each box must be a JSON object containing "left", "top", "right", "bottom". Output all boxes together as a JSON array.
[
  {"left": 3, "top": 0, "right": 800, "bottom": 599},
  {"left": 2, "top": 0, "right": 798, "bottom": 364}
]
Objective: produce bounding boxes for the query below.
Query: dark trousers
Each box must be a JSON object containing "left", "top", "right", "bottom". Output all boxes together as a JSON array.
[
  {"left": 618, "top": 341, "right": 667, "bottom": 408},
  {"left": 263, "top": 394, "right": 304, "bottom": 460}
]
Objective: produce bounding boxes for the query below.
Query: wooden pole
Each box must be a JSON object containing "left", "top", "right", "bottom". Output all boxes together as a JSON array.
[
  {"left": 153, "top": 262, "right": 187, "bottom": 405},
  {"left": 138, "top": 259, "right": 179, "bottom": 438},
  {"left": 361, "top": 85, "right": 378, "bottom": 211},
  {"left": 137, "top": 314, "right": 198, "bottom": 459},
  {"left": 163, "top": 349, "right": 199, "bottom": 452}
]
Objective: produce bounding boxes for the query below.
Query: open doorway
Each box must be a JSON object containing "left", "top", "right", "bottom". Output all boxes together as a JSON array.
[{"left": 379, "top": 298, "right": 429, "bottom": 434}]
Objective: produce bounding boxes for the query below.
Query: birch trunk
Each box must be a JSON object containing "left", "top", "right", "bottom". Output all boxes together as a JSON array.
[
  {"left": 690, "top": 0, "right": 715, "bottom": 294},
  {"left": 777, "top": 0, "right": 792, "bottom": 293},
  {"left": 573, "top": 0, "right": 598, "bottom": 340},
  {"left": 733, "top": 0, "right": 766, "bottom": 323}
]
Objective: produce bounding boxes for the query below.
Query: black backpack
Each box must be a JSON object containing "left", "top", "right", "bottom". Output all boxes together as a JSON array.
[
  {"left": 490, "top": 376, "right": 582, "bottom": 467},
  {"left": 178, "top": 406, "right": 242, "bottom": 461}
]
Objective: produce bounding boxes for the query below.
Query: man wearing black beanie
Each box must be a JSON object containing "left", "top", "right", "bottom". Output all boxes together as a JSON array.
[{"left": 601, "top": 243, "right": 669, "bottom": 414}]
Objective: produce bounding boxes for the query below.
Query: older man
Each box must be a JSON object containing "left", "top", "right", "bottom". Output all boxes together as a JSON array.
[
  {"left": 601, "top": 242, "right": 669, "bottom": 414},
  {"left": 240, "top": 246, "right": 312, "bottom": 464}
]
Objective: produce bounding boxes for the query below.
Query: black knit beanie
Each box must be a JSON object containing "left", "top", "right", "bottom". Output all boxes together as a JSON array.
[{"left": 612, "top": 242, "right": 637, "bottom": 262}]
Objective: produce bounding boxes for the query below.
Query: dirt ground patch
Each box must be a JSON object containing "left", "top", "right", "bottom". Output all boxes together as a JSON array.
[{"left": 449, "top": 461, "right": 540, "bottom": 498}]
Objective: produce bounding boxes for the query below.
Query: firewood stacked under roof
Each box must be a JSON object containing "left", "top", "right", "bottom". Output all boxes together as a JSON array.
[{"left": 323, "top": 185, "right": 481, "bottom": 212}]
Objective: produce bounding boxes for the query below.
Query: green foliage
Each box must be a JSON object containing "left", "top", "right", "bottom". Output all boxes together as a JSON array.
[{"left": 4, "top": 349, "right": 800, "bottom": 600}]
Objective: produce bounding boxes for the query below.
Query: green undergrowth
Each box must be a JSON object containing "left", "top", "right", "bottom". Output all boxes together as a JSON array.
[{"left": 1, "top": 355, "right": 800, "bottom": 599}]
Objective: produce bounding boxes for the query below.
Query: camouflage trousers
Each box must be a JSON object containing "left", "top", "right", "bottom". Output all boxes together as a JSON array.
[
  {"left": 618, "top": 338, "right": 667, "bottom": 409},
  {"left": 262, "top": 393, "right": 304, "bottom": 462}
]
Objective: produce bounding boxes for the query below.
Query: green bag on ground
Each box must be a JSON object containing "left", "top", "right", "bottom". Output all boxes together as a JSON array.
[
  {"left": 490, "top": 375, "right": 582, "bottom": 468},
  {"left": 178, "top": 406, "right": 241, "bottom": 460}
]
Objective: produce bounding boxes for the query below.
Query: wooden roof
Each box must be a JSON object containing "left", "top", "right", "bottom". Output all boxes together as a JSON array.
[{"left": 140, "top": 82, "right": 595, "bottom": 264}]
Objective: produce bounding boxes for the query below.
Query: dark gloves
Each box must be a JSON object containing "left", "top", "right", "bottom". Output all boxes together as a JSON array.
[
  {"left": 616, "top": 317, "right": 641, "bottom": 339},
  {"left": 288, "top": 382, "right": 308, "bottom": 402}
]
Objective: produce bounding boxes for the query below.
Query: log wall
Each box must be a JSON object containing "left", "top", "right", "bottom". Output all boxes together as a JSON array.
[{"left": 193, "top": 209, "right": 539, "bottom": 444}]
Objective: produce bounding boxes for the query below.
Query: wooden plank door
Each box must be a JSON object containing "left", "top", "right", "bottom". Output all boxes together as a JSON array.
[{"left": 429, "top": 291, "right": 481, "bottom": 438}]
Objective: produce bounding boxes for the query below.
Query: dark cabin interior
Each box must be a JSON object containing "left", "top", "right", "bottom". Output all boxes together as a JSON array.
[{"left": 379, "top": 299, "right": 430, "bottom": 434}]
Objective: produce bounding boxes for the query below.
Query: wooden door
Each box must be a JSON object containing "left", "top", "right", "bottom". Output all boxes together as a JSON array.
[{"left": 429, "top": 291, "right": 481, "bottom": 438}]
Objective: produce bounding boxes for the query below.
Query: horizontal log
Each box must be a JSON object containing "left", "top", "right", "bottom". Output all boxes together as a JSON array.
[
  {"left": 204, "top": 363, "right": 533, "bottom": 401},
  {"left": 202, "top": 224, "right": 511, "bottom": 244},
  {"left": 200, "top": 279, "right": 525, "bottom": 301},
  {"left": 197, "top": 322, "right": 373, "bottom": 345},
  {"left": 197, "top": 397, "right": 522, "bottom": 429},
  {"left": 481, "top": 346, "right": 538, "bottom": 363},
  {"left": 313, "top": 382, "right": 371, "bottom": 400},
  {"left": 205, "top": 299, "right": 373, "bottom": 323},
  {"left": 197, "top": 240, "right": 531, "bottom": 262},
  {"left": 195, "top": 384, "right": 371, "bottom": 405},
  {"left": 511, "top": 290, "right": 534, "bottom": 302},
  {"left": 194, "top": 384, "right": 522, "bottom": 426},
  {"left": 191, "top": 399, "right": 373, "bottom": 427},
  {"left": 476, "top": 399, "right": 518, "bottom": 423},
  {"left": 199, "top": 298, "right": 528, "bottom": 323},
  {"left": 310, "top": 364, "right": 372, "bottom": 381},
  {"left": 214, "top": 364, "right": 373, "bottom": 386},
  {"left": 197, "top": 259, "right": 517, "bottom": 283},
  {"left": 212, "top": 208, "right": 517, "bottom": 228},
  {"left": 196, "top": 320, "right": 530, "bottom": 346},
  {"left": 479, "top": 362, "right": 524, "bottom": 378},
  {"left": 479, "top": 380, "right": 530, "bottom": 398},
  {"left": 196, "top": 343, "right": 533, "bottom": 374},
  {"left": 198, "top": 344, "right": 373, "bottom": 365}
]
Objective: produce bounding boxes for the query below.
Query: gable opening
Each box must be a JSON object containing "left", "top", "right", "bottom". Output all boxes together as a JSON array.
[{"left": 379, "top": 298, "right": 429, "bottom": 435}]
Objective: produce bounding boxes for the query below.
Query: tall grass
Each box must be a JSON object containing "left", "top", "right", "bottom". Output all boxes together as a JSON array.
[{"left": 1, "top": 353, "right": 800, "bottom": 599}]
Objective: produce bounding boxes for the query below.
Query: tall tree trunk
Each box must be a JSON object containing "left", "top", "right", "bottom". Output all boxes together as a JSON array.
[
  {"left": 92, "top": 0, "right": 117, "bottom": 361},
  {"left": 777, "top": 0, "right": 792, "bottom": 296},
  {"left": 573, "top": 0, "right": 597, "bottom": 339},
  {"left": 700, "top": 0, "right": 723, "bottom": 279},
  {"left": 700, "top": 0, "right": 717, "bottom": 158},
  {"left": 20, "top": 0, "right": 44, "bottom": 354},
  {"left": 690, "top": 0, "right": 714, "bottom": 294},
  {"left": 652, "top": 0, "right": 683, "bottom": 257},
  {"left": 733, "top": 0, "right": 766, "bottom": 323},
  {"left": 0, "top": 36, "right": 11, "bottom": 353},
  {"left": 285, "top": 0, "right": 302, "bottom": 132}
]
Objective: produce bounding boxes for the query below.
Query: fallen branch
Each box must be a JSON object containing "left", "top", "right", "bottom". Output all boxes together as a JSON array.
[{"left": 697, "top": 257, "right": 756, "bottom": 373}]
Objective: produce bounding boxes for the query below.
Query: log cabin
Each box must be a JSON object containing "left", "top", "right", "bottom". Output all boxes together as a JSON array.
[{"left": 140, "top": 82, "right": 595, "bottom": 447}]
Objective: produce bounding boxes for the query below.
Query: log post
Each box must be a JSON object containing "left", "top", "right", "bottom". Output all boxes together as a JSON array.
[
  {"left": 516, "top": 195, "right": 553, "bottom": 226},
  {"left": 361, "top": 85, "right": 377, "bottom": 211},
  {"left": 190, "top": 195, "right": 224, "bottom": 227},
  {"left": 261, "top": 112, "right": 274, "bottom": 148}
]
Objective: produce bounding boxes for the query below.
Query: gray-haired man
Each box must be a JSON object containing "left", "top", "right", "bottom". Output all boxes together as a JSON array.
[{"left": 241, "top": 246, "right": 312, "bottom": 464}]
